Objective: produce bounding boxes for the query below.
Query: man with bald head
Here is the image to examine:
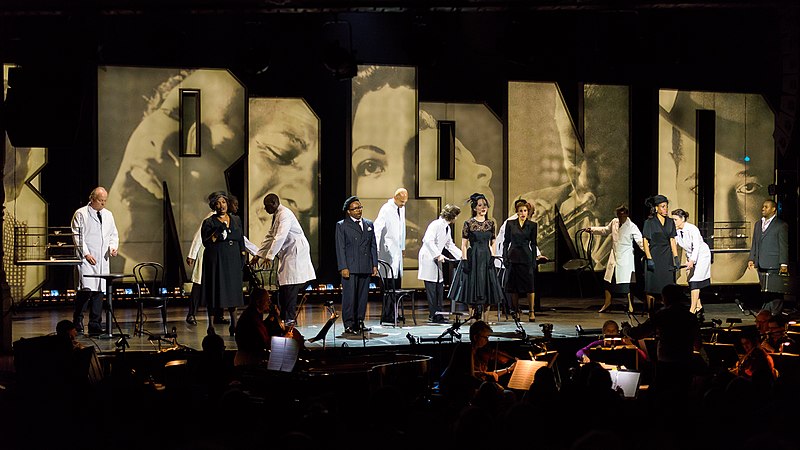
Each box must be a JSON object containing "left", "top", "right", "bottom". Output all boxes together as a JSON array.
[
  {"left": 372, "top": 188, "right": 408, "bottom": 322},
  {"left": 71, "top": 187, "right": 119, "bottom": 335},
  {"left": 251, "top": 193, "right": 316, "bottom": 324}
]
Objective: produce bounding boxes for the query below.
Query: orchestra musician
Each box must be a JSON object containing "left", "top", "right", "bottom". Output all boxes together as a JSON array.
[
  {"left": 439, "top": 320, "right": 517, "bottom": 408},
  {"left": 234, "top": 288, "right": 304, "bottom": 367},
  {"left": 734, "top": 330, "right": 778, "bottom": 387}
]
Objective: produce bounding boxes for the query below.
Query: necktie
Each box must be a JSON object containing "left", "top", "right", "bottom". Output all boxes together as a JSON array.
[
  {"left": 762, "top": 219, "right": 768, "bottom": 233},
  {"left": 679, "top": 230, "right": 683, "bottom": 238},
  {"left": 97, "top": 211, "right": 102, "bottom": 225},
  {"left": 397, "top": 207, "right": 401, "bottom": 218},
  {"left": 357, "top": 220, "right": 362, "bottom": 231}
]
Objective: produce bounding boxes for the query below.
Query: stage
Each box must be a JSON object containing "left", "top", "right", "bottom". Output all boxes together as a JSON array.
[{"left": 9, "top": 292, "right": 762, "bottom": 353}]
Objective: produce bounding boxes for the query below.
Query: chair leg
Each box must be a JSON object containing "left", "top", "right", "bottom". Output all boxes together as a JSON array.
[{"left": 161, "top": 305, "right": 168, "bottom": 335}]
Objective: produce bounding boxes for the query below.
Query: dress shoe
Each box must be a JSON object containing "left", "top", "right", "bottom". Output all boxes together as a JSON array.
[
  {"left": 87, "top": 326, "right": 103, "bottom": 336},
  {"left": 229, "top": 325, "right": 236, "bottom": 337},
  {"left": 695, "top": 308, "right": 705, "bottom": 322},
  {"left": 344, "top": 327, "right": 358, "bottom": 335},
  {"left": 213, "top": 316, "right": 230, "bottom": 325},
  {"left": 528, "top": 315, "right": 536, "bottom": 322},
  {"left": 186, "top": 314, "right": 197, "bottom": 325},
  {"left": 434, "top": 315, "right": 448, "bottom": 324},
  {"left": 74, "top": 321, "right": 84, "bottom": 335},
  {"left": 360, "top": 326, "right": 372, "bottom": 332}
]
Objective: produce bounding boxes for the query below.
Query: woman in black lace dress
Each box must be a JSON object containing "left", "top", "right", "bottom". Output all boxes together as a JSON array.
[{"left": 448, "top": 193, "right": 504, "bottom": 319}]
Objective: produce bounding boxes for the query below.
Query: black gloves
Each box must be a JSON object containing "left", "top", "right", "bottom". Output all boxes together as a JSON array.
[
  {"left": 461, "top": 260, "right": 471, "bottom": 274},
  {"left": 646, "top": 259, "right": 655, "bottom": 271},
  {"left": 673, "top": 256, "right": 680, "bottom": 270}
]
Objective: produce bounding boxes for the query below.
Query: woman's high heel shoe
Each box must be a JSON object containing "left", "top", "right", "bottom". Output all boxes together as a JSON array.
[{"left": 229, "top": 325, "right": 236, "bottom": 337}]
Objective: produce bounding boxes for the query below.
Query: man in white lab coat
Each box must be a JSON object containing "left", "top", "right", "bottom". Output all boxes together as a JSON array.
[
  {"left": 373, "top": 187, "right": 408, "bottom": 322},
  {"left": 418, "top": 204, "right": 462, "bottom": 323},
  {"left": 71, "top": 187, "right": 119, "bottom": 335},
  {"left": 252, "top": 193, "right": 316, "bottom": 324},
  {"left": 583, "top": 205, "right": 644, "bottom": 313}
]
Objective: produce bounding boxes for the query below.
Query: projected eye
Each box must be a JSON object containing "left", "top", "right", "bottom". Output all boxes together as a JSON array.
[
  {"left": 737, "top": 181, "right": 762, "bottom": 195},
  {"left": 355, "top": 159, "right": 385, "bottom": 177},
  {"left": 255, "top": 139, "right": 298, "bottom": 167}
]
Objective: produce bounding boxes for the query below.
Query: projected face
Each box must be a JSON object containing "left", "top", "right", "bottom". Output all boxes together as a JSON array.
[
  {"left": 102, "top": 68, "right": 244, "bottom": 273},
  {"left": 248, "top": 98, "right": 319, "bottom": 252},
  {"left": 352, "top": 83, "right": 416, "bottom": 199}
]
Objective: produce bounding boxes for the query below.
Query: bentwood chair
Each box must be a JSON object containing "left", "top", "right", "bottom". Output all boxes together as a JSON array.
[{"left": 132, "top": 262, "right": 169, "bottom": 336}]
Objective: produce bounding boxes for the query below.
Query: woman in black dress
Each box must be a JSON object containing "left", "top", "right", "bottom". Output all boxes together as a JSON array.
[
  {"left": 201, "top": 191, "right": 247, "bottom": 335},
  {"left": 642, "top": 194, "right": 679, "bottom": 313},
  {"left": 449, "top": 193, "right": 504, "bottom": 319},
  {"left": 502, "top": 199, "right": 539, "bottom": 322}
]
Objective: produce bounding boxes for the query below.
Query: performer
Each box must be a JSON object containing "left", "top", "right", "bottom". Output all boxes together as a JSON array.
[
  {"left": 251, "top": 193, "right": 316, "bottom": 324},
  {"left": 418, "top": 204, "right": 463, "bottom": 323},
  {"left": 501, "top": 199, "right": 544, "bottom": 322},
  {"left": 71, "top": 187, "right": 119, "bottom": 335},
  {"left": 496, "top": 206, "right": 547, "bottom": 315},
  {"left": 201, "top": 191, "right": 247, "bottom": 336},
  {"left": 747, "top": 199, "right": 789, "bottom": 315},
  {"left": 373, "top": 187, "right": 408, "bottom": 322},
  {"left": 583, "top": 205, "right": 643, "bottom": 313},
  {"left": 187, "top": 195, "right": 257, "bottom": 326},
  {"left": 448, "top": 193, "right": 504, "bottom": 320},
  {"left": 642, "top": 194, "right": 679, "bottom": 314},
  {"left": 335, "top": 196, "right": 379, "bottom": 334},
  {"left": 671, "top": 208, "right": 711, "bottom": 317}
]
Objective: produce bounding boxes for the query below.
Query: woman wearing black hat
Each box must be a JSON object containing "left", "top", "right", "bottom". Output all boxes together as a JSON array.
[
  {"left": 642, "top": 194, "right": 679, "bottom": 313},
  {"left": 448, "top": 193, "right": 504, "bottom": 319}
]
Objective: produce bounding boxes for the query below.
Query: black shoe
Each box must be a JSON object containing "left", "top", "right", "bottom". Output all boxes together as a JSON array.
[
  {"left": 213, "top": 317, "right": 230, "bottom": 325},
  {"left": 360, "top": 326, "right": 372, "bottom": 332},
  {"left": 87, "top": 326, "right": 103, "bottom": 336},
  {"left": 186, "top": 314, "right": 197, "bottom": 325},
  {"left": 74, "top": 321, "right": 84, "bottom": 335},
  {"left": 229, "top": 325, "right": 235, "bottom": 337},
  {"left": 344, "top": 327, "right": 358, "bottom": 335}
]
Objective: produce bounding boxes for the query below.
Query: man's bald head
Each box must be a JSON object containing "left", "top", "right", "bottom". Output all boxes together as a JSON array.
[
  {"left": 393, "top": 187, "right": 408, "bottom": 208},
  {"left": 264, "top": 193, "right": 280, "bottom": 214}
]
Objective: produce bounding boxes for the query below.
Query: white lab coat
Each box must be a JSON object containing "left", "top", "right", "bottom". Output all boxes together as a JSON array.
[
  {"left": 257, "top": 204, "right": 316, "bottom": 285},
  {"left": 418, "top": 218, "right": 462, "bottom": 282},
  {"left": 188, "top": 212, "right": 257, "bottom": 284},
  {"left": 496, "top": 214, "right": 541, "bottom": 268},
  {"left": 588, "top": 218, "right": 643, "bottom": 284},
  {"left": 675, "top": 222, "right": 711, "bottom": 283},
  {"left": 72, "top": 204, "right": 119, "bottom": 292},
  {"left": 373, "top": 198, "right": 406, "bottom": 278}
]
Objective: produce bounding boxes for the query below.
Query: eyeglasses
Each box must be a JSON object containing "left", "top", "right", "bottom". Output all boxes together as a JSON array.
[{"left": 349, "top": 206, "right": 363, "bottom": 211}]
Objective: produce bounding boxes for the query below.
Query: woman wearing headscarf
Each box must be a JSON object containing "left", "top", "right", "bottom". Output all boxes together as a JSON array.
[
  {"left": 642, "top": 194, "right": 679, "bottom": 313},
  {"left": 201, "top": 191, "right": 247, "bottom": 335}
]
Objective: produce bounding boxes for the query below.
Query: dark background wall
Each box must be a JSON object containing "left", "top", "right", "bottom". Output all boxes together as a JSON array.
[{"left": 1, "top": 2, "right": 798, "bottom": 288}]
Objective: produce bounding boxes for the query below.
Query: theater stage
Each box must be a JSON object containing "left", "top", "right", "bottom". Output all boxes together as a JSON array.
[{"left": 9, "top": 292, "right": 762, "bottom": 354}]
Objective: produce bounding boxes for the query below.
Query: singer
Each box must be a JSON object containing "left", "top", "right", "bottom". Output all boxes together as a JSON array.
[{"left": 418, "top": 204, "right": 463, "bottom": 323}]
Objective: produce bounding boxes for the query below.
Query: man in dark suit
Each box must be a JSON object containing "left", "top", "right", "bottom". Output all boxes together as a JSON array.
[
  {"left": 748, "top": 199, "right": 789, "bottom": 314},
  {"left": 336, "top": 196, "right": 379, "bottom": 334}
]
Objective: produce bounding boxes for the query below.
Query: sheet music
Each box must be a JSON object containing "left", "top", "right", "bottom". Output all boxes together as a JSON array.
[
  {"left": 507, "top": 360, "right": 547, "bottom": 391},
  {"left": 267, "top": 337, "right": 300, "bottom": 372},
  {"left": 609, "top": 370, "right": 640, "bottom": 398}
]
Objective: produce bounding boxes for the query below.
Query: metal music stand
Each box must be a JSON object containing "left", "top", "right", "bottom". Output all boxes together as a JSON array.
[{"left": 83, "top": 273, "right": 131, "bottom": 339}]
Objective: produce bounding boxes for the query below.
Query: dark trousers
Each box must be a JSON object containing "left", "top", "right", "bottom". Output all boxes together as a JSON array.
[
  {"left": 758, "top": 269, "right": 785, "bottom": 315},
  {"left": 73, "top": 289, "right": 103, "bottom": 331},
  {"left": 424, "top": 281, "right": 444, "bottom": 319},
  {"left": 188, "top": 282, "right": 202, "bottom": 316},
  {"left": 279, "top": 283, "right": 304, "bottom": 323},
  {"left": 342, "top": 273, "right": 371, "bottom": 329}
]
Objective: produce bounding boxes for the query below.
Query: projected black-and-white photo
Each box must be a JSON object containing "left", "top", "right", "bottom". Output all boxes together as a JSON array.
[
  {"left": 508, "top": 82, "right": 630, "bottom": 271},
  {"left": 351, "top": 65, "right": 428, "bottom": 269},
  {"left": 98, "top": 67, "right": 246, "bottom": 273},
  {"left": 3, "top": 64, "right": 47, "bottom": 301},
  {"left": 658, "top": 90, "right": 774, "bottom": 284},
  {"left": 418, "top": 102, "right": 504, "bottom": 227},
  {"left": 248, "top": 98, "right": 320, "bottom": 267}
]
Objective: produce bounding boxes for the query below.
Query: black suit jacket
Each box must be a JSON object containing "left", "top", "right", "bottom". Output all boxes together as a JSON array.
[
  {"left": 335, "top": 217, "right": 379, "bottom": 274},
  {"left": 749, "top": 216, "right": 789, "bottom": 270}
]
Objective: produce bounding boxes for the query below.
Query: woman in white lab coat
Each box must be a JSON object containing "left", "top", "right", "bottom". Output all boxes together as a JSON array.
[
  {"left": 671, "top": 208, "right": 711, "bottom": 317},
  {"left": 418, "top": 204, "right": 463, "bottom": 323},
  {"left": 584, "top": 205, "right": 644, "bottom": 313}
]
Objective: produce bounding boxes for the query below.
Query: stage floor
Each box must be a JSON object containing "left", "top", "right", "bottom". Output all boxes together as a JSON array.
[{"left": 9, "top": 294, "right": 759, "bottom": 354}]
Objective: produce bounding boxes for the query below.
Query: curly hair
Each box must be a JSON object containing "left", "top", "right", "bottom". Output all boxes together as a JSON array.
[{"left": 440, "top": 204, "right": 461, "bottom": 222}]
